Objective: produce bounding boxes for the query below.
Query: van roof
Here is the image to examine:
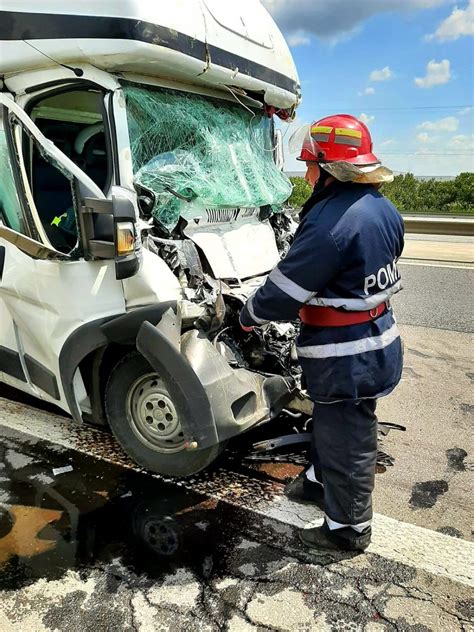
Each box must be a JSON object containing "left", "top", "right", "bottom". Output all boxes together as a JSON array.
[{"left": 0, "top": 1, "right": 300, "bottom": 112}]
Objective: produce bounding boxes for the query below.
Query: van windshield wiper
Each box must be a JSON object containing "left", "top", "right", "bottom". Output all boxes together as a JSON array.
[{"left": 164, "top": 186, "right": 193, "bottom": 202}]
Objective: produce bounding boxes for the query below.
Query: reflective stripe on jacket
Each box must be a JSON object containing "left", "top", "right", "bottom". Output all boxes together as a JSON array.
[{"left": 240, "top": 182, "right": 405, "bottom": 402}]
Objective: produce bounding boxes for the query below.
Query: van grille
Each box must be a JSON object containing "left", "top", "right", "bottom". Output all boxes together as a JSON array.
[{"left": 204, "top": 207, "right": 259, "bottom": 223}]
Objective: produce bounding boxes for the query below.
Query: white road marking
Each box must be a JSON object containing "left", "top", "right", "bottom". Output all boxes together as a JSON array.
[
  {"left": 258, "top": 496, "right": 474, "bottom": 587},
  {"left": 1, "top": 396, "right": 473, "bottom": 587},
  {"left": 400, "top": 259, "right": 474, "bottom": 270}
]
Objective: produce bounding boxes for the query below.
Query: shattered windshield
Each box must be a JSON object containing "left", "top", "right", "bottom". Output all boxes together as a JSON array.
[{"left": 123, "top": 84, "right": 292, "bottom": 230}]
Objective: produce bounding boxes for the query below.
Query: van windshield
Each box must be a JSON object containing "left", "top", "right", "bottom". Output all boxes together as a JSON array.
[{"left": 123, "top": 84, "right": 292, "bottom": 230}]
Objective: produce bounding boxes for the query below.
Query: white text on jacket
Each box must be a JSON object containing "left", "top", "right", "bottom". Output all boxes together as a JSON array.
[{"left": 364, "top": 260, "right": 400, "bottom": 295}]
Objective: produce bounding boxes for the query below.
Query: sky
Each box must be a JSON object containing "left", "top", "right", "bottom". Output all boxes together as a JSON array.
[{"left": 262, "top": 0, "right": 474, "bottom": 176}]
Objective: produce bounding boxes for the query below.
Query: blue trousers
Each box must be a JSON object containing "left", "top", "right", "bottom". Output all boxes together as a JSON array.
[{"left": 311, "top": 399, "right": 378, "bottom": 526}]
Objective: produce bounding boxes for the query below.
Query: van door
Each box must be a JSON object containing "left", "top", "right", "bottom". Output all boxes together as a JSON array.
[{"left": 0, "top": 93, "right": 126, "bottom": 409}]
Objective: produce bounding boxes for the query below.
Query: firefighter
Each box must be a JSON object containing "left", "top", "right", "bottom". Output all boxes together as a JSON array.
[{"left": 240, "top": 114, "right": 404, "bottom": 552}]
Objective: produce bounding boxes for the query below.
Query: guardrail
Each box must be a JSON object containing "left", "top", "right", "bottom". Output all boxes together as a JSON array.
[
  {"left": 288, "top": 206, "right": 474, "bottom": 237},
  {"left": 403, "top": 215, "right": 474, "bottom": 237}
]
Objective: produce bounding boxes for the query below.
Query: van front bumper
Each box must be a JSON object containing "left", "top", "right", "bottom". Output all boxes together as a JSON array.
[{"left": 136, "top": 319, "right": 293, "bottom": 450}]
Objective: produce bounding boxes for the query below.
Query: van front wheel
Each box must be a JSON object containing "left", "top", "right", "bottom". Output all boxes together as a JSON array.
[{"left": 105, "top": 352, "right": 223, "bottom": 477}]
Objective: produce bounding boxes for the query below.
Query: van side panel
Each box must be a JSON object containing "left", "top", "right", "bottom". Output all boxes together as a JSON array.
[{"left": 0, "top": 242, "right": 125, "bottom": 411}]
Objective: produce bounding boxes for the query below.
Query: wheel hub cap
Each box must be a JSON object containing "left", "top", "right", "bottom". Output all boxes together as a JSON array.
[{"left": 127, "top": 374, "right": 185, "bottom": 453}]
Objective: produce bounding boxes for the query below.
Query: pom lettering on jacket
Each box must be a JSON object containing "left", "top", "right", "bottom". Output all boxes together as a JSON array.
[{"left": 364, "top": 260, "right": 400, "bottom": 295}]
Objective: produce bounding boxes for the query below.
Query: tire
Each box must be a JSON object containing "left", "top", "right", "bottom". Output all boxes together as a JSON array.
[
  {"left": 133, "top": 509, "right": 180, "bottom": 557},
  {"left": 105, "top": 352, "right": 223, "bottom": 477}
]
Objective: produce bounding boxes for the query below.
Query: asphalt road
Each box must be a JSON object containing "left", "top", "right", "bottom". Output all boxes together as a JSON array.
[
  {"left": 1, "top": 402, "right": 472, "bottom": 631},
  {"left": 393, "top": 263, "right": 474, "bottom": 333},
  {"left": 0, "top": 257, "right": 473, "bottom": 631}
]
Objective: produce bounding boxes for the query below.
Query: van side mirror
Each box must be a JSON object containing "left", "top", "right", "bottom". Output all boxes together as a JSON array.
[{"left": 79, "top": 186, "right": 140, "bottom": 281}]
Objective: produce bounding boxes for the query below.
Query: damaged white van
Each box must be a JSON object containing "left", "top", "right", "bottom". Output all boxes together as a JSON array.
[{"left": 0, "top": 1, "right": 307, "bottom": 476}]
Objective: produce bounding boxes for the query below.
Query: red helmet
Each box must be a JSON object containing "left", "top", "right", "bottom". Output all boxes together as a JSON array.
[{"left": 297, "top": 114, "right": 379, "bottom": 165}]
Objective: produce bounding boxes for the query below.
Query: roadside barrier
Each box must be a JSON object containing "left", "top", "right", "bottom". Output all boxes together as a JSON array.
[{"left": 402, "top": 215, "right": 474, "bottom": 237}]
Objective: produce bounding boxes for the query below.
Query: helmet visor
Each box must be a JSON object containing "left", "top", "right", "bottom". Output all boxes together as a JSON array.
[{"left": 288, "top": 123, "right": 325, "bottom": 161}]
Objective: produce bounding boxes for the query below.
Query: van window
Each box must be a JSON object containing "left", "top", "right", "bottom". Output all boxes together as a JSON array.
[
  {"left": 0, "top": 130, "right": 26, "bottom": 234},
  {"left": 28, "top": 89, "right": 111, "bottom": 220},
  {"left": 5, "top": 116, "right": 78, "bottom": 253},
  {"left": 6, "top": 88, "right": 112, "bottom": 253}
]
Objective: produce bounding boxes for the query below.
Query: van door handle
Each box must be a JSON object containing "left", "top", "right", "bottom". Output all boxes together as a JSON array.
[{"left": 0, "top": 246, "right": 5, "bottom": 281}]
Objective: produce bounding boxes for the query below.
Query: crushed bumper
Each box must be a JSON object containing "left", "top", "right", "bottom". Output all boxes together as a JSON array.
[{"left": 136, "top": 320, "right": 294, "bottom": 450}]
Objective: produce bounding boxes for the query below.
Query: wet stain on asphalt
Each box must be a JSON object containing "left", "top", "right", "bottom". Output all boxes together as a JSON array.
[
  {"left": 409, "top": 480, "right": 449, "bottom": 509},
  {"left": 0, "top": 430, "right": 250, "bottom": 592},
  {"left": 0, "top": 425, "right": 472, "bottom": 630},
  {"left": 456, "top": 599, "right": 474, "bottom": 621},
  {"left": 0, "top": 400, "right": 396, "bottom": 590},
  {"left": 459, "top": 402, "right": 474, "bottom": 416},
  {"left": 436, "top": 526, "right": 463, "bottom": 538},
  {"left": 0, "top": 429, "right": 373, "bottom": 630},
  {"left": 446, "top": 447, "right": 467, "bottom": 472},
  {"left": 250, "top": 461, "right": 302, "bottom": 482}
]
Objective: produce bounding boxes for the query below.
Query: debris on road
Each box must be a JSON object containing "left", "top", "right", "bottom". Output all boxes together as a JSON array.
[{"left": 51, "top": 465, "right": 74, "bottom": 476}]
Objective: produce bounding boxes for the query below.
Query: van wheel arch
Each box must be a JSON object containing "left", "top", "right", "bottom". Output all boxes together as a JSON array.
[
  {"left": 59, "top": 304, "right": 178, "bottom": 425},
  {"left": 78, "top": 343, "right": 133, "bottom": 427}
]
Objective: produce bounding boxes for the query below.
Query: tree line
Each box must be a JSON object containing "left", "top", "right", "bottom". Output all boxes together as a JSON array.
[{"left": 288, "top": 172, "right": 474, "bottom": 215}]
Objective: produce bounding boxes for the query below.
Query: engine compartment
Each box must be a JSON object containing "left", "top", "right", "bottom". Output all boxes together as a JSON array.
[
  {"left": 141, "top": 208, "right": 302, "bottom": 397},
  {"left": 122, "top": 80, "right": 309, "bottom": 433}
]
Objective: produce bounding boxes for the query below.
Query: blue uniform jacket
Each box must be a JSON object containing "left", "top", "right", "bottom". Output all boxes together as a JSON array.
[{"left": 240, "top": 182, "right": 405, "bottom": 402}]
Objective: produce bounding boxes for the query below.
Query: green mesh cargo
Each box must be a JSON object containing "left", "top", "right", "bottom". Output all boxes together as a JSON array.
[{"left": 123, "top": 85, "right": 292, "bottom": 230}]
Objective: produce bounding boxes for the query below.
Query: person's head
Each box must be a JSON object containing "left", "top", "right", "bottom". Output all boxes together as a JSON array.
[
  {"left": 304, "top": 162, "right": 335, "bottom": 193},
  {"left": 296, "top": 114, "right": 393, "bottom": 186}
]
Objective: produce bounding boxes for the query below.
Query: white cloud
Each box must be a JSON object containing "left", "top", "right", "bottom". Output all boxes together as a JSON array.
[
  {"left": 380, "top": 139, "right": 396, "bottom": 147},
  {"left": 448, "top": 134, "right": 474, "bottom": 151},
  {"left": 416, "top": 132, "right": 439, "bottom": 143},
  {"left": 262, "top": 0, "right": 451, "bottom": 41},
  {"left": 358, "top": 87, "right": 376, "bottom": 96},
  {"left": 426, "top": 0, "right": 474, "bottom": 41},
  {"left": 369, "top": 66, "right": 394, "bottom": 82},
  {"left": 286, "top": 30, "right": 311, "bottom": 47},
  {"left": 367, "top": 128, "right": 474, "bottom": 176},
  {"left": 458, "top": 106, "right": 473, "bottom": 116},
  {"left": 417, "top": 116, "right": 459, "bottom": 132},
  {"left": 359, "top": 113, "right": 375, "bottom": 124},
  {"left": 417, "top": 132, "right": 430, "bottom": 143},
  {"left": 414, "top": 59, "right": 451, "bottom": 88}
]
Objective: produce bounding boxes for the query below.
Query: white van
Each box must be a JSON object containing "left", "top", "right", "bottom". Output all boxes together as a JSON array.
[{"left": 0, "top": 1, "right": 306, "bottom": 476}]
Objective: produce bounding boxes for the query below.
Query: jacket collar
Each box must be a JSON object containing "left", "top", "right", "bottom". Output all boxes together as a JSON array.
[{"left": 299, "top": 179, "right": 343, "bottom": 221}]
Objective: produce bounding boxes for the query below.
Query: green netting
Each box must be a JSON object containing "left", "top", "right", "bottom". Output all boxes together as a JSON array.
[{"left": 123, "top": 85, "right": 292, "bottom": 230}]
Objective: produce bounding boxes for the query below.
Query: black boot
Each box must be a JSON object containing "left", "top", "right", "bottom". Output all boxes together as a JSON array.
[
  {"left": 299, "top": 521, "right": 371, "bottom": 552},
  {"left": 285, "top": 471, "right": 324, "bottom": 508}
]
